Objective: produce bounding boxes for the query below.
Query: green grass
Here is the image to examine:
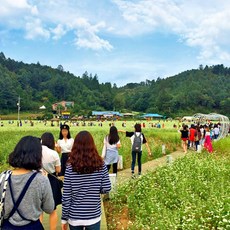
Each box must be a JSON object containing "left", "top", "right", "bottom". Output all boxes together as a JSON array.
[
  {"left": 0, "top": 120, "right": 182, "bottom": 171},
  {"left": 1, "top": 119, "right": 229, "bottom": 229},
  {"left": 106, "top": 136, "right": 230, "bottom": 229}
]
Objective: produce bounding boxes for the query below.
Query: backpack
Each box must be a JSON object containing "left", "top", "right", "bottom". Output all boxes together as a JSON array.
[{"left": 132, "top": 132, "right": 142, "bottom": 153}]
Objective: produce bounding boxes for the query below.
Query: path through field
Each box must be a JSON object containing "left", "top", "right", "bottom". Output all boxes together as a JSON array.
[{"left": 42, "top": 150, "right": 186, "bottom": 229}]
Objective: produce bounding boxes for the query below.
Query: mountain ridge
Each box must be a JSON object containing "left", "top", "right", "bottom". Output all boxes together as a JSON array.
[{"left": 0, "top": 52, "right": 229, "bottom": 117}]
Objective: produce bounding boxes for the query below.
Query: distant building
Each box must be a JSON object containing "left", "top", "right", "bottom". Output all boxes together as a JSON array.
[
  {"left": 52, "top": 101, "right": 74, "bottom": 111},
  {"left": 122, "top": 113, "right": 134, "bottom": 117},
  {"left": 92, "top": 111, "right": 122, "bottom": 119},
  {"left": 52, "top": 101, "right": 74, "bottom": 118}
]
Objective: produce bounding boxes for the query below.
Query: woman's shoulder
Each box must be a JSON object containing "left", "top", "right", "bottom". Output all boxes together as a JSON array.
[
  {"left": 34, "top": 172, "right": 50, "bottom": 184},
  {"left": 42, "top": 146, "right": 59, "bottom": 157}
]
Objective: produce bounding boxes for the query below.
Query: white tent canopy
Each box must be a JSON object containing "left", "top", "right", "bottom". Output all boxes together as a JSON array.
[
  {"left": 39, "top": 105, "right": 46, "bottom": 109},
  {"left": 193, "top": 113, "right": 229, "bottom": 140}
]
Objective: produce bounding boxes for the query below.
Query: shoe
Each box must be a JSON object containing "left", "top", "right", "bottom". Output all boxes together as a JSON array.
[{"left": 131, "top": 173, "right": 135, "bottom": 179}]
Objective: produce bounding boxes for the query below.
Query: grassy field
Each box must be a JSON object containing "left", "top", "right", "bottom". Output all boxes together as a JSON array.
[
  {"left": 105, "top": 136, "right": 230, "bottom": 229},
  {"left": 0, "top": 119, "right": 182, "bottom": 171},
  {"left": 1, "top": 119, "right": 229, "bottom": 229}
]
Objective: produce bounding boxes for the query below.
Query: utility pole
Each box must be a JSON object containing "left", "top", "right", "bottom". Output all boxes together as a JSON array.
[{"left": 17, "top": 96, "right": 20, "bottom": 123}]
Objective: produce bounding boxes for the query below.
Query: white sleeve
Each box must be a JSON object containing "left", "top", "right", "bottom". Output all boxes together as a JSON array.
[{"left": 54, "top": 151, "right": 61, "bottom": 166}]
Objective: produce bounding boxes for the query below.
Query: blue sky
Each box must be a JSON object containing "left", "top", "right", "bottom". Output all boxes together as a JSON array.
[{"left": 1, "top": 0, "right": 230, "bottom": 86}]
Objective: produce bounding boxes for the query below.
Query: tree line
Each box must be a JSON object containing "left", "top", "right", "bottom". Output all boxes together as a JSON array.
[{"left": 0, "top": 52, "right": 229, "bottom": 117}]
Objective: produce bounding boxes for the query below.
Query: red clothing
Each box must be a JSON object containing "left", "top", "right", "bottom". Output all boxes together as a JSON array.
[
  {"left": 189, "top": 128, "right": 196, "bottom": 142},
  {"left": 204, "top": 135, "right": 213, "bottom": 153}
]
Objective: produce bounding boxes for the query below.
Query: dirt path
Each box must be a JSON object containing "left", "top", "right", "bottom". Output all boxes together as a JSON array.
[
  {"left": 42, "top": 150, "right": 187, "bottom": 229},
  {"left": 117, "top": 150, "right": 186, "bottom": 185}
]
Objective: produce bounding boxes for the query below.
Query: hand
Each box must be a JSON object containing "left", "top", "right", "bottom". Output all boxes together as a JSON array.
[
  {"left": 62, "top": 223, "right": 68, "bottom": 230},
  {"left": 148, "top": 151, "right": 152, "bottom": 156}
]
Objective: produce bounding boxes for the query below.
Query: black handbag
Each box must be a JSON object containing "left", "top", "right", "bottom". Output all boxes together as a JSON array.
[
  {"left": 47, "top": 173, "right": 63, "bottom": 189},
  {"left": 42, "top": 168, "right": 63, "bottom": 189}
]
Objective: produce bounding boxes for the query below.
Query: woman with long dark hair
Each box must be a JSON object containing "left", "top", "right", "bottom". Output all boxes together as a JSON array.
[
  {"left": 102, "top": 126, "right": 121, "bottom": 174},
  {"left": 0, "top": 136, "right": 54, "bottom": 229},
  {"left": 56, "top": 124, "right": 74, "bottom": 176},
  {"left": 61, "top": 131, "right": 111, "bottom": 230},
  {"left": 41, "top": 132, "right": 61, "bottom": 230}
]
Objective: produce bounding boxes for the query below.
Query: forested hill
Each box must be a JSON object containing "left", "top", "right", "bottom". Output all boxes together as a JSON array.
[{"left": 0, "top": 52, "right": 229, "bottom": 117}]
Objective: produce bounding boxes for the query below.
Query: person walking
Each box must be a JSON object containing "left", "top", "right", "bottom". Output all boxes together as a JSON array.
[
  {"left": 213, "top": 124, "right": 220, "bottom": 139},
  {"left": 195, "top": 125, "right": 202, "bottom": 151},
  {"left": 119, "top": 123, "right": 151, "bottom": 177},
  {"left": 41, "top": 132, "right": 62, "bottom": 230},
  {"left": 180, "top": 124, "right": 189, "bottom": 153},
  {"left": 61, "top": 131, "right": 111, "bottom": 230},
  {"left": 188, "top": 124, "right": 196, "bottom": 150},
  {"left": 56, "top": 124, "right": 74, "bottom": 176},
  {"left": 203, "top": 126, "right": 213, "bottom": 153},
  {"left": 102, "top": 126, "right": 121, "bottom": 174},
  {"left": 0, "top": 136, "right": 54, "bottom": 229}
]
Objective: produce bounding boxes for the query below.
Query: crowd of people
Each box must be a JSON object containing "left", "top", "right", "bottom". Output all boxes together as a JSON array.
[
  {"left": 179, "top": 122, "right": 221, "bottom": 153},
  {"left": 0, "top": 122, "right": 152, "bottom": 229}
]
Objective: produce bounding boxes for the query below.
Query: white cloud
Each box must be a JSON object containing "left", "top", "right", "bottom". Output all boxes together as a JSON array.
[
  {"left": 112, "top": 0, "right": 230, "bottom": 64},
  {"left": 0, "top": 0, "right": 37, "bottom": 18},
  {"left": 0, "top": 0, "right": 113, "bottom": 51},
  {"left": 75, "top": 30, "right": 113, "bottom": 51},
  {"left": 51, "top": 24, "right": 66, "bottom": 40},
  {"left": 72, "top": 20, "right": 113, "bottom": 51},
  {"left": 25, "top": 18, "right": 50, "bottom": 40},
  {"left": 1, "top": 0, "right": 230, "bottom": 67}
]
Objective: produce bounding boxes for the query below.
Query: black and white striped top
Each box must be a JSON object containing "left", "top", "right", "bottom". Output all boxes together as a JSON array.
[{"left": 61, "top": 163, "right": 111, "bottom": 222}]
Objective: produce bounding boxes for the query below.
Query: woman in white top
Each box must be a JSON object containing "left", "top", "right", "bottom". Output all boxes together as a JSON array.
[
  {"left": 102, "top": 126, "right": 121, "bottom": 174},
  {"left": 41, "top": 132, "right": 61, "bottom": 230},
  {"left": 56, "top": 124, "right": 74, "bottom": 176}
]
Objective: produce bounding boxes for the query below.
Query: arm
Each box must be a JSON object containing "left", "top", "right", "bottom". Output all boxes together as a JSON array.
[
  {"left": 61, "top": 166, "right": 72, "bottom": 227},
  {"left": 118, "top": 130, "right": 126, "bottom": 133},
  {"left": 55, "top": 165, "right": 61, "bottom": 174},
  {"left": 100, "top": 164, "right": 111, "bottom": 194},
  {"left": 116, "top": 143, "right": 121, "bottom": 148},
  {"left": 116, "top": 140, "right": 121, "bottom": 149},
  {"left": 101, "top": 137, "right": 107, "bottom": 159},
  {"left": 55, "top": 140, "right": 61, "bottom": 153},
  {"left": 142, "top": 134, "right": 151, "bottom": 156},
  {"left": 145, "top": 142, "right": 151, "bottom": 156},
  {"left": 54, "top": 151, "right": 61, "bottom": 174}
]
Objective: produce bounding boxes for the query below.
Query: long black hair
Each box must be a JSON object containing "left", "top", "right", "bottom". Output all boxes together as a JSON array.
[
  {"left": 108, "top": 126, "right": 119, "bottom": 145},
  {"left": 41, "top": 132, "right": 55, "bottom": 150},
  {"left": 59, "top": 124, "right": 71, "bottom": 139}
]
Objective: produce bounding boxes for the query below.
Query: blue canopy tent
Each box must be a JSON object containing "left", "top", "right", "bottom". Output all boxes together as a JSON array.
[{"left": 141, "top": 113, "right": 164, "bottom": 119}]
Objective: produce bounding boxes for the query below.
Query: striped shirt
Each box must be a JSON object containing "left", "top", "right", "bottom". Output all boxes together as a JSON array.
[{"left": 61, "top": 163, "right": 111, "bottom": 223}]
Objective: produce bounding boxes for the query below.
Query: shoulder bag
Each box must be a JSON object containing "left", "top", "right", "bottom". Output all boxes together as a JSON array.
[{"left": 0, "top": 170, "right": 12, "bottom": 227}]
